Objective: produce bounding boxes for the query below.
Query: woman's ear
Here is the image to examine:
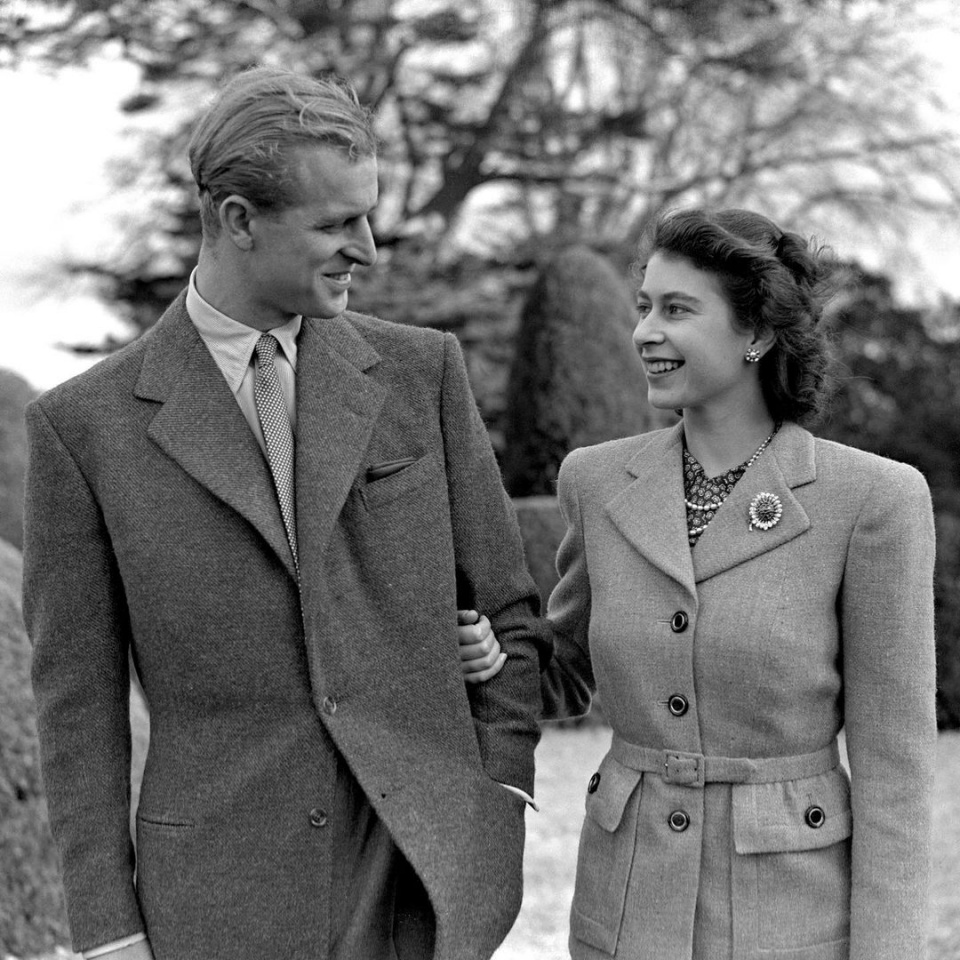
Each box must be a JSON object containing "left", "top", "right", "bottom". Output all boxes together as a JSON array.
[
  {"left": 750, "top": 327, "right": 777, "bottom": 360},
  {"left": 219, "top": 194, "right": 256, "bottom": 251}
]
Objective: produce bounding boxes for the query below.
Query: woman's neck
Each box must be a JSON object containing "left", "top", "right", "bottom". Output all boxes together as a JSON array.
[{"left": 682, "top": 407, "right": 777, "bottom": 478}]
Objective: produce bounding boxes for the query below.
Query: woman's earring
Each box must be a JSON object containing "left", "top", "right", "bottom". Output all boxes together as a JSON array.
[{"left": 745, "top": 347, "right": 762, "bottom": 363}]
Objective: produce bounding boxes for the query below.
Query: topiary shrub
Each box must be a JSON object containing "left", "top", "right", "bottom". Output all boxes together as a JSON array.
[
  {"left": 512, "top": 496, "right": 567, "bottom": 606},
  {"left": 0, "top": 369, "right": 36, "bottom": 552},
  {"left": 0, "top": 538, "right": 71, "bottom": 957},
  {"left": 501, "top": 245, "right": 671, "bottom": 497}
]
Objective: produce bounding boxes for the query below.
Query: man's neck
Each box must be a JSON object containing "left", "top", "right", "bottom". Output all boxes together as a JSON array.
[{"left": 194, "top": 253, "right": 289, "bottom": 331}]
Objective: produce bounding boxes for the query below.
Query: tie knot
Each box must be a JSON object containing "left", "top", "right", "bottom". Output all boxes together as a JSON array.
[{"left": 255, "top": 333, "right": 279, "bottom": 364}]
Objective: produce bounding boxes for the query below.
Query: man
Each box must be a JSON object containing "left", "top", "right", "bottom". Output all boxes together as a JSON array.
[{"left": 23, "top": 67, "right": 547, "bottom": 960}]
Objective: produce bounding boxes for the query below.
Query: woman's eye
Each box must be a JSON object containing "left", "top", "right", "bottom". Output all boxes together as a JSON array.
[{"left": 635, "top": 302, "right": 651, "bottom": 317}]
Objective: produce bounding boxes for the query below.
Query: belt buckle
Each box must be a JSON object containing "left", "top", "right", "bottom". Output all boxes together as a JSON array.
[{"left": 663, "top": 751, "right": 705, "bottom": 788}]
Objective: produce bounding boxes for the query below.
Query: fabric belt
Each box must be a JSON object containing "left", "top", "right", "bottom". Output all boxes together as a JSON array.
[{"left": 610, "top": 735, "right": 840, "bottom": 788}]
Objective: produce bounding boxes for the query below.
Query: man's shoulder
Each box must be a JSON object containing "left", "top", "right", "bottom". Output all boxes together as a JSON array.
[
  {"left": 34, "top": 334, "right": 148, "bottom": 417},
  {"left": 333, "top": 310, "right": 451, "bottom": 380},
  {"left": 33, "top": 295, "right": 184, "bottom": 422},
  {"left": 340, "top": 310, "right": 446, "bottom": 349}
]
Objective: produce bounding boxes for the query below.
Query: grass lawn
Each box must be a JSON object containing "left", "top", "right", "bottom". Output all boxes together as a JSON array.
[{"left": 495, "top": 727, "right": 960, "bottom": 960}]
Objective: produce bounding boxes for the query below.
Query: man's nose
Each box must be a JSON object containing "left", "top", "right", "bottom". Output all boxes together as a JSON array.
[{"left": 346, "top": 217, "right": 377, "bottom": 267}]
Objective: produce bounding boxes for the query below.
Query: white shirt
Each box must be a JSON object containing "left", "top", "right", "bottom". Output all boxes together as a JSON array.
[{"left": 186, "top": 269, "right": 301, "bottom": 453}]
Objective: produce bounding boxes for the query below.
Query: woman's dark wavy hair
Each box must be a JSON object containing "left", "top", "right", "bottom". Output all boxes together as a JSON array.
[{"left": 637, "top": 207, "right": 838, "bottom": 425}]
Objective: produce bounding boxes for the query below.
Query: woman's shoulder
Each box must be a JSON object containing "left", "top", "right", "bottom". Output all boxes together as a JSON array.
[
  {"left": 808, "top": 435, "right": 932, "bottom": 519},
  {"left": 563, "top": 425, "right": 679, "bottom": 470},
  {"left": 812, "top": 436, "right": 928, "bottom": 488}
]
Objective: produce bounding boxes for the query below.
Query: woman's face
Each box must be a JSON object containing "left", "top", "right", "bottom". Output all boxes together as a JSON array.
[{"left": 633, "top": 252, "right": 764, "bottom": 417}]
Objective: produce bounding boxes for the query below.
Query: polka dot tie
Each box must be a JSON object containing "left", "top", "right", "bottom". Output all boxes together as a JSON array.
[{"left": 254, "top": 334, "right": 298, "bottom": 574}]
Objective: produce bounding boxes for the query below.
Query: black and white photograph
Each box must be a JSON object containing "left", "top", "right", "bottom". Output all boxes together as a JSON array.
[{"left": 1, "top": 2, "right": 959, "bottom": 959}]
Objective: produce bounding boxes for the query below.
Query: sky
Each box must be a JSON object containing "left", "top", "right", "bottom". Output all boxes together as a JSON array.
[
  {"left": 0, "top": 59, "right": 138, "bottom": 389},
  {"left": 0, "top": 7, "right": 958, "bottom": 393}
]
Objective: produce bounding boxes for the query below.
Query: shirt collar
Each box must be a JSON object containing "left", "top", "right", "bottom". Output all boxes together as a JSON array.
[{"left": 185, "top": 269, "right": 301, "bottom": 394}]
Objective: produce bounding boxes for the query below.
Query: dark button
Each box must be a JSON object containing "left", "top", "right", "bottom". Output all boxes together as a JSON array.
[
  {"left": 668, "top": 810, "right": 690, "bottom": 832},
  {"left": 804, "top": 805, "right": 825, "bottom": 829},
  {"left": 309, "top": 808, "right": 328, "bottom": 828},
  {"left": 587, "top": 772, "right": 601, "bottom": 794},
  {"left": 668, "top": 694, "right": 689, "bottom": 717},
  {"left": 322, "top": 696, "right": 337, "bottom": 716},
  {"left": 670, "top": 611, "right": 690, "bottom": 633}
]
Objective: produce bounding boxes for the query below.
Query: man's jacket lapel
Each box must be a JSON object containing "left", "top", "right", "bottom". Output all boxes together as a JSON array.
[
  {"left": 294, "top": 313, "right": 385, "bottom": 575},
  {"left": 135, "top": 296, "right": 298, "bottom": 580}
]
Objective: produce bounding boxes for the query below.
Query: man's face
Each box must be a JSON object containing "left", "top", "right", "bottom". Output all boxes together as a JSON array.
[{"left": 244, "top": 144, "right": 379, "bottom": 326}]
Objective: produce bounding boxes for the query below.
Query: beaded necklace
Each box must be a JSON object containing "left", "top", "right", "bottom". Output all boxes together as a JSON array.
[{"left": 683, "top": 427, "right": 777, "bottom": 546}]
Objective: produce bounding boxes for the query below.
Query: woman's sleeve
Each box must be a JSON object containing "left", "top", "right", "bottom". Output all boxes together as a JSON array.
[
  {"left": 840, "top": 460, "right": 936, "bottom": 960},
  {"left": 540, "top": 448, "right": 596, "bottom": 721}
]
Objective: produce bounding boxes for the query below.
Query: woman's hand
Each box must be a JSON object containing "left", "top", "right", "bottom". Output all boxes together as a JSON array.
[{"left": 457, "top": 609, "right": 507, "bottom": 683}]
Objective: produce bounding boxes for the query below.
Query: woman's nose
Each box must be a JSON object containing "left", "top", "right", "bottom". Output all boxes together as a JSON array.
[{"left": 633, "top": 311, "right": 664, "bottom": 349}]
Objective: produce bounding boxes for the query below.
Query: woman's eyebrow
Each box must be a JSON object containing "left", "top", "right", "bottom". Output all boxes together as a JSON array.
[{"left": 638, "top": 289, "right": 704, "bottom": 307}]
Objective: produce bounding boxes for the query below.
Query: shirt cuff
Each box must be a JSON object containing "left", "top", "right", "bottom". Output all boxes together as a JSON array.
[
  {"left": 498, "top": 781, "right": 539, "bottom": 811},
  {"left": 83, "top": 933, "right": 148, "bottom": 958}
]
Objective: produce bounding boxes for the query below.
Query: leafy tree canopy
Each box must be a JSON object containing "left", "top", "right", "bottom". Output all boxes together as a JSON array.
[{"left": 2, "top": 0, "right": 958, "bottom": 337}]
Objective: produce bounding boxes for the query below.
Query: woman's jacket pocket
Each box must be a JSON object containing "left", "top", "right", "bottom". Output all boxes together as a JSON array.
[
  {"left": 570, "top": 754, "right": 643, "bottom": 955},
  {"left": 732, "top": 766, "right": 852, "bottom": 954}
]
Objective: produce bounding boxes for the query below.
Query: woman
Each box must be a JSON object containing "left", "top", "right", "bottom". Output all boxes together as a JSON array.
[{"left": 460, "top": 208, "right": 936, "bottom": 960}]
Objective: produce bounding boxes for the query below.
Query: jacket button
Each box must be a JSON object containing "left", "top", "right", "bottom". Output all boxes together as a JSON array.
[
  {"left": 670, "top": 611, "right": 690, "bottom": 633},
  {"left": 668, "top": 694, "right": 689, "bottom": 717},
  {"left": 804, "top": 805, "right": 826, "bottom": 829},
  {"left": 309, "top": 808, "right": 328, "bottom": 828},
  {"left": 322, "top": 696, "right": 337, "bottom": 716},
  {"left": 587, "top": 772, "right": 601, "bottom": 794},
  {"left": 668, "top": 810, "right": 690, "bottom": 832}
]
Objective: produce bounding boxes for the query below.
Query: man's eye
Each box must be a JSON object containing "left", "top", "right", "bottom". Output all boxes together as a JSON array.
[{"left": 635, "top": 302, "right": 651, "bottom": 317}]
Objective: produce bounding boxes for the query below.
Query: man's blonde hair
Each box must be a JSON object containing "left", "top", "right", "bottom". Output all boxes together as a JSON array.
[{"left": 188, "top": 67, "right": 377, "bottom": 237}]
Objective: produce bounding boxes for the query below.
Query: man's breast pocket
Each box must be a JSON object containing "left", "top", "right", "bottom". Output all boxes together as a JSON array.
[{"left": 359, "top": 453, "right": 437, "bottom": 510}]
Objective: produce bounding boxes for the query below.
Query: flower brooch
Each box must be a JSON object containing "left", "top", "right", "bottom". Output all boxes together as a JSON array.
[{"left": 748, "top": 492, "right": 783, "bottom": 532}]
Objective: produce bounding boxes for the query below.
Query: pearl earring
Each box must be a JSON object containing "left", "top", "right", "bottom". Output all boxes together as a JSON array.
[{"left": 745, "top": 347, "right": 762, "bottom": 363}]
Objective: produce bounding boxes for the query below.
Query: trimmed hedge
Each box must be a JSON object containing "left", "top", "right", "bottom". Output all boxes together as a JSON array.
[
  {"left": 0, "top": 369, "right": 35, "bottom": 552},
  {"left": 501, "top": 246, "right": 668, "bottom": 497},
  {"left": 0, "top": 539, "right": 71, "bottom": 957}
]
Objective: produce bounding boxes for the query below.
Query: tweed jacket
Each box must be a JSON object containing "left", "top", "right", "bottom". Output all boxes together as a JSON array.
[
  {"left": 22, "top": 294, "right": 547, "bottom": 960},
  {"left": 541, "top": 422, "right": 936, "bottom": 960}
]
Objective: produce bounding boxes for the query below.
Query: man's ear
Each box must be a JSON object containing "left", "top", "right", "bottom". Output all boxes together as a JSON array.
[{"left": 219, "top": 195, "right": 256, "bottom": 251}]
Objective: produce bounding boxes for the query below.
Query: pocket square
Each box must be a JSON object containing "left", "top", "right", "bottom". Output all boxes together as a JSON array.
[{"left": 365, "top": 458, "right": 417, "bottom": 482}]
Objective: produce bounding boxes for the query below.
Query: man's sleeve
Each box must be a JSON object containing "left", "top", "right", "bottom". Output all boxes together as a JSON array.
[
  {"left": 438, "top": 333, "right": 551, "bottom": 796},
  {"left": 22, "top": 401, "right": 145, "bottom": 952}
]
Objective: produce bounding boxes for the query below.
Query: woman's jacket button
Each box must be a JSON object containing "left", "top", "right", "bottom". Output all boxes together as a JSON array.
[
  {"left": 804, "top": 805, "right": 826, "bottom": 829},
  {"left": 309, "top": 808, "right": 328, "bottom": 828},
  {"left": 670, "top": 611, "right": 690, "bottom": 633},
  {"left": 668, "top": 810, "right": 690, "bottom": 832},
  {"left": 587, "top": 772, "right": 601, "bottom": 794},
  {"left": 668, "top": 694, "right": 690, "bottom": 717}
]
